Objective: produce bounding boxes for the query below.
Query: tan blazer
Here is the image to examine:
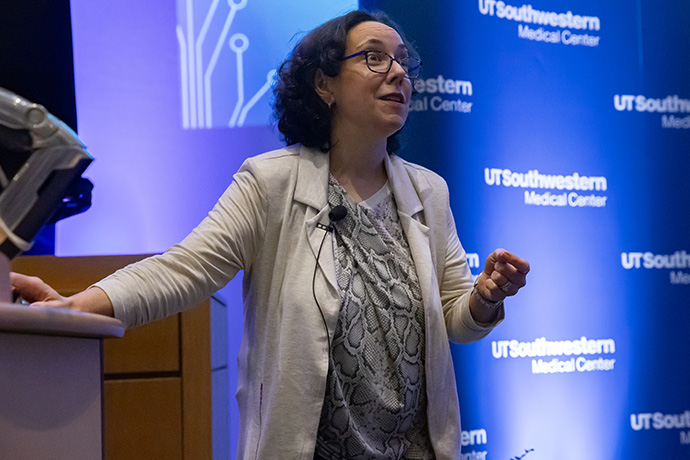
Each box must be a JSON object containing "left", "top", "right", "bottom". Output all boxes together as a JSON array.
[{"left": 99, "top": 144, "right": 503, "bottom": 459}]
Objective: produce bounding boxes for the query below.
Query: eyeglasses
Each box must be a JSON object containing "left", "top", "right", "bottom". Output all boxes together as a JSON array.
[{"left": 342, "top": 49, "right": 422, "bottom": 79}]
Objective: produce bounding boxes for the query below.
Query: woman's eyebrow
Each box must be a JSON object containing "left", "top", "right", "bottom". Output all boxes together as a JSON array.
[
  {"left": 354, "top": 38, "right": 386, "bottom": 49},
  {"left": 354, "top": 39, "right": 409, "bottom": 57}
]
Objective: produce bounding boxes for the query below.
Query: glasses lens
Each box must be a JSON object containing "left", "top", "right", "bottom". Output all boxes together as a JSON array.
[
  {"left": 365, "top": 51, "right": 390, "bottom": 72},
  {"left": 362, "top": 50, "right": 421, "bottom": 78},
  {"left": 406, "top": 58, "right": 421, "bottom": 78}
]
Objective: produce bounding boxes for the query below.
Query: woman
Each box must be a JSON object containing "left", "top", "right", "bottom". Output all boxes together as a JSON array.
[{"left": 12, "top": 10, "right": 529, "bottom": 460}]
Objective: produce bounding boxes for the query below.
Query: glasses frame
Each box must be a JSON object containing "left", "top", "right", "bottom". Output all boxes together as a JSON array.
[{"left": 341, "top": 49, "right": 422, "bottom": 79}]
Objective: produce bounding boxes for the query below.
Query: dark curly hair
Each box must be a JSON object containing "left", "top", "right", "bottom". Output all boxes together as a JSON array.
[{"left": 273, "top": 10, "right": 417, "bottom": 154}]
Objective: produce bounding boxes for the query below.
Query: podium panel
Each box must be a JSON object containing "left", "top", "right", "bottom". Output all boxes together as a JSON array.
[
  {"left": 0, "top": 332, "right": 103, "bottom": 460},
  {"left": 11, "top": 255, "right": 229, "bottom": 460}
]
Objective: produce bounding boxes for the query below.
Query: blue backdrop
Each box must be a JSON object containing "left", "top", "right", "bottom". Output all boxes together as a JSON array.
[
  {"left": 362, "top": 0, "right": 690, "bottom": 458},
  {"left": 60, "top": 0, "right": 689, "bottom": 458}
]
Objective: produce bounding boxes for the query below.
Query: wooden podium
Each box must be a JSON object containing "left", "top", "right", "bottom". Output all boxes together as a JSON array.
[{"left": 10, "top": 255, "right": 229, "bottom": 460}]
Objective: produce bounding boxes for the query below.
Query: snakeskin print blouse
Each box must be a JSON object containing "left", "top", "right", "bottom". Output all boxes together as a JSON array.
[{"left": 314, "top": 175, "right": 435, "bottom": 460}]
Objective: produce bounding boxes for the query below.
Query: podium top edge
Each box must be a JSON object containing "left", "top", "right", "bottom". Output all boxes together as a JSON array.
[{"left": 0, "top": 303, "right": 125, "bottom": 338}]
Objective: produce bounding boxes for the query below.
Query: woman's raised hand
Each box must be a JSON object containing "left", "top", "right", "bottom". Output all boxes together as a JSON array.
[
  {"left": 469, "top": 248, "right": 530, "bottom": 323},
  {"left": 476, "top": 248, "right": 530, "bottom": 301}
]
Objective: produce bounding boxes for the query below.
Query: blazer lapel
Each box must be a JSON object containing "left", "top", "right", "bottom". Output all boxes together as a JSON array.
[
  {"left": 385, "top": 155, "right": 436, "bottom": 314},
  {"left": 294, "top": 146, "right": 339, "bottom": 293}
]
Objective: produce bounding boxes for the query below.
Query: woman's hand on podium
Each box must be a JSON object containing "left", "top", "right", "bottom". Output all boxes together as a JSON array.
[{"left": 9, "top": 272, "right": 114, "bottom": 317}]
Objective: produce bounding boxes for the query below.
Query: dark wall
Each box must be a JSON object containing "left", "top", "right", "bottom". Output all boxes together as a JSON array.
[{"left": 0, "top": 0, "right": 77, "bottom": 253}]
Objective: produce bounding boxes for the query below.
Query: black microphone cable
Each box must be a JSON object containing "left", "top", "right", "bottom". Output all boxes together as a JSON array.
[{"left": 312, "top": 205, "right": 347, "bottom": 358}]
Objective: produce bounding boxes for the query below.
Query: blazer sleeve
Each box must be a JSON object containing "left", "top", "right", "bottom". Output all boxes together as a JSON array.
[
  {"left": 94, "top": 159, "right": 268, "bottom": 329},
  {"left": 438, "top": 202, "right": 504, "bottom": 343}
]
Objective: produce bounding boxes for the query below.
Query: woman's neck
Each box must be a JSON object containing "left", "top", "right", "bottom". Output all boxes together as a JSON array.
[{"left": 328, "top": 135, "right": 389, "bottom": 203}]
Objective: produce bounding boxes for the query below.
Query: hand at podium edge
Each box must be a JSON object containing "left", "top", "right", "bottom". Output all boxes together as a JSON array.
[{"left": 9, "top": 272, "right": 115, "bottom": 317}]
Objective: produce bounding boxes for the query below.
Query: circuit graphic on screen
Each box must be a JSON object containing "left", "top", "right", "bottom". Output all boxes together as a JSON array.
[{"left": 176, "top": 0, "right": 356, "bottom": 129}]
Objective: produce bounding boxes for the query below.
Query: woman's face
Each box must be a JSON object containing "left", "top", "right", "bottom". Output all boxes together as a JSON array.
[{"left": 326, "top": 21, "right": 413, "bottom": 143}]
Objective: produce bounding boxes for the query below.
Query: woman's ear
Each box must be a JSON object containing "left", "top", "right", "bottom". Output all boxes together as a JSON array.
[{"left": 314, "top": 68, "right": 335, "bottom": 107}]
